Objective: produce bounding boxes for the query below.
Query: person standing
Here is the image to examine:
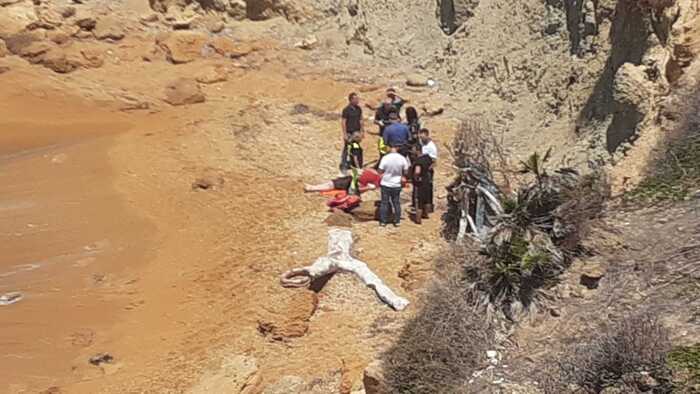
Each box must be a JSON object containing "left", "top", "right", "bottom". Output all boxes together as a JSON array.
[
  {"left": 409, "top": 144, "right": 433, "bottom": 224},
  {"left": 386, "top": 87, "right": 408, "bottom": 113},
  {"left": 419, "top": 128, "right": 438, "bottom": 213},
  {"left": 378, "top": 144, "right": 410, "bottom": 227},
  {"left": 340, "top": 92, "right": 364, "bottom": 173},
  {"left": 374, "top": 98, "right": 395, "bottom": 136},
  {"left": 383, "top": 111, "right": 411, "bottom": 156},
  {"left": 404, "top": 106, "right": 421, "bottom": 148}
]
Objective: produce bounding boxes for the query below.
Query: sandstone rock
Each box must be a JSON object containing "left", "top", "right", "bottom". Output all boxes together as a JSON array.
[
  {"left": 580, "top": 261, "right": 605, "bottom": 289},
  {"left": 226, "top": 0, "right": 247, "bottom": 20},
  {"left": 56, "top": 6, "right": 76, "bottom": 18},
  {"left": 94, "top": 17, "right": 125, "bottom": 40},
  {"left": 0, "top": 3, "right": 39, "bottom": 38},
  {"left": 257, "top": 291, "right": 317, "bottom": 341},
  {"left": 246, "top": 0, "right": 319, "bottom": 23},
  {"left": 294, "top": 35, "right": 318, "bottom": 50},
  {"left": 139, "top": 13, "right": 159, "bottom": 24},
  {"left": 406, "top": 73, "right": 429, "bottom": 87},
  {"left": 76, "top": 17, "right": 96, "bottom": 31},
  {"left": 263, "top": 375, "right": 305, "bottom": 394},
  {"left": 0, "top": 0, "right": 23, "bottom": 6},
  {"left": 79, "top": 47, "right": 104, "bottom": 68},
  {"left": 156, "top": 31, "right": 207, "bottom": 64},
  {"left": 363, "top": 360, "right": 388, "bottom": 394},
  {"left": 164, "top": 78, "right": 205, "bottom": 106},
  {"left": 47, "top": 30, "right": 71, "bottom": 45},
  {"left": 171, "top": 17, "right": 195, "bottom": 30},
  {"left": 0, "top": 40, "right": 7, "bottom": 57},
  {"left": 614, "top": 63, "right": 652, "bottom": 112},
  {"left": 208, "top": 36, "right": 255, "bottom": 58},
  {"left": 195, "top": 66, "right": 227, "bottom": 84},
  {"left": 0, "top": 66, "right": 10, "bottom": 74},
  {"left": 38, "top": 48, "right": 80, "bottom": 73},
  {"left": 189, "top": 354, "right": 261, "bottom": 394},
  {"left": 202, "top": 16, "right": 225, "bottom": 33}
]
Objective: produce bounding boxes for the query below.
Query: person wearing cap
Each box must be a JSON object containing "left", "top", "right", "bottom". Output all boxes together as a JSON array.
[
  {"left": 378, "top": 143, "right": 410, "bottom": 227},
  {"left": 374, "top": 98, "right": 396, "bottom": 136},
  {"left": 386, "top": 87, "right": 408, "bottom": 113}
]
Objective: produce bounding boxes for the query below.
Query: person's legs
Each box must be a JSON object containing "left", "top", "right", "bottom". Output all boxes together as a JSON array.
[
  {"left": 390, "top": 187, "right": 402, "bottom": 225},
  {"left": 427, "top": 169, "right": 435, "bottom": 213},
  {"left": 339, "top": 141, "right": 349, "bottom": 173},
  {"left": 304, "top": 181, "right": 335, "bottom": 193},
  {"left": 379, "top": 186, "right": 391, "bottom": 226}
]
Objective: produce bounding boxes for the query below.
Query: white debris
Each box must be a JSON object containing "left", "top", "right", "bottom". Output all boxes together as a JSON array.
[
  {"left": 280, "top": 228, "right": 409, "bottom": 311},
  {"left": 0, "top": 292, "right": 23, "bottom": 306}
]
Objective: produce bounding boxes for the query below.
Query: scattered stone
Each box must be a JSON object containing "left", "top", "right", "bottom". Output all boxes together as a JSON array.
[
  {"left": 0, "top": 291, "right": 23, "bottom": 305},
  {"left": 94, "top": 17, "right": 125, "bottom": 41},
  {"left": 420, "top": 103, "right": 444, "bottom": 117},
  {"left": 263, "top": 375, "right": 305, "bottom": 394},
  {"left": 406, "top": 73, "right": 429, "bottom": 87},
  {"left": 192, "top": 175, "right": 224, "bottom": 190},
  {"left": 76, "top": 17, "right": 96, "bottom": 31},
  {"left": 164, "top": 78, "right": 205, "bottom": 106},
  {"left": 171, "top": 17, "right": 195, "bottom": 30},
  {"left": 195, "top": 65, "right": 227, "bottom": 84},
  {"left": 139, "top": 13, "right": 159, "bottom": 24},
  {"left": 47, "top": 30, "right": 71, "bottom": 45},
  {"left": 79, "top": 48, "right": 104, "bottom": 68},
  {"left": 39, "top": 49, "right": 80, "bottom": 73},
  {"left": 189, "top": 355, "right": 261, "bottom": 394},
  {"left": 363, "top": 360, "right": 388, "bottom": 394},
  {"left": 226, "top": 0, "right": 247, "bottom": 20},
  {"left": 208, "top": 36, "right": 256, "bottom": 59},
  {"left": 203, "top": 17, "right": 225, "bottom": 33},
  {"left": 156, "top": 31, "right": 207, "bottom": 64},
  {"left": 88, "top": 353, "right": 113, "bottom": 366},
  {"left": 56, "top": 6, "right": 76, "bottom": 18},
  {"left": 580, "top": 261, "right": 605, "bottom": 289},
  {"left": 294, "top": 35, "right": 318, "bottom": 50}
]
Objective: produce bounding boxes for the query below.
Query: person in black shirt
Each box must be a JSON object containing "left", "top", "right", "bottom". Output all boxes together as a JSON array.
[
  {"left": 410, "top": 145, "right": 434, "bottom": 224},
  {"left": 340, "top": 92, "right": 364, "bottom": 173},
  {"left": 374, "top": 98, "right": 396, "bottom": 136}
]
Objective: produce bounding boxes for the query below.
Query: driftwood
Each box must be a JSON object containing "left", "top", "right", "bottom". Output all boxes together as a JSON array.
[{"left": 280, "top": 228, "right": 409, "bottom": 311}]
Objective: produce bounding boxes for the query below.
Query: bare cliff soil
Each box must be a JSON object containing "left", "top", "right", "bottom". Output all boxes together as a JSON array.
[{"left": 0, "top": 0, "right": 698, "bottom": 393}]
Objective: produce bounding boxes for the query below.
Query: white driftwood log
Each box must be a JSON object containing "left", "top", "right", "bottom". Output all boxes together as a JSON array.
[{"left": 280, "top": 228, "right": 409, "bottom": 311}]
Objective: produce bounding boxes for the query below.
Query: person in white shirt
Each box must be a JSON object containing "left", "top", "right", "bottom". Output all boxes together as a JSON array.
[
  {"left": 378, "top": 144, "right": 410, "bottom": 227},
  {"left": 419, "top": 128, "right": 438, "bottom": 212}
]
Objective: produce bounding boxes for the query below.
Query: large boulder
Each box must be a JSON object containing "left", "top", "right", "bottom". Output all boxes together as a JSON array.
[
  {"left": 164, "top": 78, "right": 205, "bottom": 105},
  {"left": 156, "top": 31, "right": 208, "bottom": 64},
  {"left": 188, "top": 354, "right": 261, "bottom": 394},
  {"left": 94, "top": 17, "right": 125, "bottom": 40}
]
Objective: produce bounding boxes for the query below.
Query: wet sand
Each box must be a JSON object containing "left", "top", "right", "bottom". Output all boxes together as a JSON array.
[{"left": 0, "top": 88, "right": 154, "bottom": 391}]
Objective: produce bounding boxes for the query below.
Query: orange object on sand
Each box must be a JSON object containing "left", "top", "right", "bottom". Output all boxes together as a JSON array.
[{"left": 320, "top": 189, "right": 348, "bottom": 198}]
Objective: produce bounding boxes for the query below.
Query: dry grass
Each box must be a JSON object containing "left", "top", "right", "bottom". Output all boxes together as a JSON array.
[
  {"left": 380, "top": 245, "right": 494, "bottom": 393},
  {"left": 541, "top": 313, "right": 674, "bottom": 393}
]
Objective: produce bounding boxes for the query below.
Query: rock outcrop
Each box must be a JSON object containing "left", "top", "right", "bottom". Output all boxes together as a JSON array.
[{"left": 189, "top": 354, "right": 261, "bottom": 394}]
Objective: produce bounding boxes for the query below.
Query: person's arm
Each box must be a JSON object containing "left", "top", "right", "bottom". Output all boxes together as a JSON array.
[
  {"left": 341, "top": 109, "right": 348, "bottom": 141},
  {"left": 374, "top": 109, "right": 383, "bottom": 126}
]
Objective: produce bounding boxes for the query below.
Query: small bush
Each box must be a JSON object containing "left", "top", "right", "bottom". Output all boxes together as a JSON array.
[
  {"left": 667, "top": 344, "right": 700, "bottom": 392},
  {"left": 542, "top": 313, "right": 674, "bottom": 393},
  {"left": 381, "top": 246, "right": 494, "bottom": 393}
]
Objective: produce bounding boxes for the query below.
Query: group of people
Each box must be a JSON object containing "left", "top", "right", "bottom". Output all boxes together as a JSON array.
[{"left": 305, "top": 88, "right": 438, "bottom": 228}]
